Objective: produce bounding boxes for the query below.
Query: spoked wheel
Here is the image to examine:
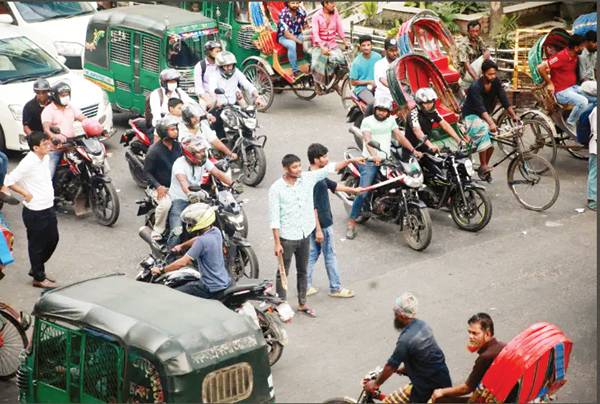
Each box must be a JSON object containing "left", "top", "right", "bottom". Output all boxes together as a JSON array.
[
  {"left": 0, "top": 311, "right": 28, "bottom": 380},
  {"left": 89, "top": 180, "right": 120, "bottom": 226},
  {"left": 241, "top": 146, "right": 267, "bottom": 186},
  {"left": 450, "top": 188, "right": 492, "bottom": 232},
  {"left": 496, "top": 115, "right": 557, "bottom": 165},
  {"left": 256, "top": 310, "right": 285, "bottom": 366},
  {"left": 339, "top": 76, "right": 353, "bottom": 111},
  {"left": 343, "top": 176, "right": 369, "bottom": 224},
  {"left": 404, "top": 206, "right": 432, "bottom": 251},
  {"left": 291, "top": 75, "right": 317, "bottom": 100},
  {"left": 507, "top": 154, "right": 560, "bottom": 211},
  {"left": 230, "top": 245, "right": 259, "bottom": 281},
  {"left": 243, "top": 63, "right": 274, "bottom": 112}
]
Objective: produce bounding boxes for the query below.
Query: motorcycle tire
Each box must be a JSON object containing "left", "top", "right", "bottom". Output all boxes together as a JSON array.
[
  {"left": 240, "top": 206, "right": 249, "bottom": 239},
  {"left": 0, "top": 310, "right": 28, "bottom": 380},
  {"left": 450, "top": 188, "right": 492, "bottom": 232},
  {"left": 230, "top": 245, "right": 259, "bottom": 281},
  {"left": 343, "top": 177, "right": 369, "bottom": 224},
  {"left": 241, "top": 146, "right": 267, "bottom": 187},
  {"left": 404, "top": 206, "right": 432, "bottom": 251},
  {"left": 127, "top": 141, "right": 148, "bottom": 188},
  {"left": 90, "top": 180, "right": 120, "bottom": 226},
  {"left": 256, "top": 309, "right": 284, "bottom": 366}
]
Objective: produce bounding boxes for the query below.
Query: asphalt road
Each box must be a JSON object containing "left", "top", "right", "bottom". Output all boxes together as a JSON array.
[{"left": 0, "top": 91, "right": 596, "bottom": 403}]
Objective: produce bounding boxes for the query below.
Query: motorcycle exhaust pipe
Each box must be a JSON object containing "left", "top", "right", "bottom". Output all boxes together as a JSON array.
[
  {"left": 138, "top": 226, "right": 165, "bottom": 256},
  {"left": 335, "top": 191, "right": 353, "bottom": 207}
]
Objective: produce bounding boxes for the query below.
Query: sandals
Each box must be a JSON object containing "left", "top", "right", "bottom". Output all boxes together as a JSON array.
[
  {"left": 329, "top": 288, "right": 355, "bottom": 298},
  {"left": 297, "top": 305, "right": 317, "bottom": 318},
  {"left": 477, "top": 166, "right": 493, "bottom": 183}
]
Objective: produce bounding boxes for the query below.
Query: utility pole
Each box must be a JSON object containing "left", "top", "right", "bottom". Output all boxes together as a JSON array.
[{"left": 489, "top": 1, "right": 504, "bottom": 36}]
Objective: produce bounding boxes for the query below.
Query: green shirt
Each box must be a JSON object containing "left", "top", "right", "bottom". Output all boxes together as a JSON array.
[
  {"left": 360, "top": 115, "right": 399, "bottom": 159},
  {"left": 456, "top": 35, "right": 487, "bottom": 77}
]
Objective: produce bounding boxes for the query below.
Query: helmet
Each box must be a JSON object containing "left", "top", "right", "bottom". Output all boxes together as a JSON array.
[
  {"left": 181, "top": 202, "right": 216, "bottom": 233},
  {"left": 215, "top": 51, "right": 237, "bottom": 79},
  {"left": 373, "top": 97, "right": 393, "bottom": 112},
  {"left": 159, "top": 68, "right": 181, "bottom": 89},
  {"left": 181, "top": 103, "right": 206, "bottom": 127},
  {"left": 33, "top": 78, "right": 50, "bottom": 92},
  {"left": 50, "top": 81, "right": 71, "bottom": 104},
  {"left": 82, "top": 118, "right": 104, "bottom": 137},
  {"left": 204, "top": 40, "right": 222, "bottom": 52},
  {"left": 414, "top": 87, "right": 438, "bottom": 108},
  {"left": 182, "top": 137, "right": 208, "bottom": 165},
  {"left": 155, "top": 116, "right": 179, "bottom": 140}
]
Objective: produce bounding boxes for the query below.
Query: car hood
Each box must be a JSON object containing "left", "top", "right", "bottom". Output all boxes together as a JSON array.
[{"left": 25, "top": 14, "right": 92, "bottom": 46}]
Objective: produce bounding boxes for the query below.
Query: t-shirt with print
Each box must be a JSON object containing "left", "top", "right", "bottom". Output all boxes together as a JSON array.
[
  {"left": 169, "top": 156, "right": 215, "bottom": 201},
  {"left": 186, "top": 226, "right": 231, "bottom": 292},
  {"left": 405, "top": 108, "right": 443, "bottom": 147},
  {"left": 350, "top": 52, "right": 382, "bottom": 95},
  {"left": 547, "top": 48, "right": 578, "bottom": 93},
  {"left": 360, "top": 115, "right": 398, "bottom": 159}
]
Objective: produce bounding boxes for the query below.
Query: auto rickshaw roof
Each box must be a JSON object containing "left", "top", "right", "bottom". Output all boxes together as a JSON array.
[
  {"left": 91, "top": 4, "right": 216, "bottom": 37},
  {"left": 33, "top": 274, "right": 265, "bottom": 375}
]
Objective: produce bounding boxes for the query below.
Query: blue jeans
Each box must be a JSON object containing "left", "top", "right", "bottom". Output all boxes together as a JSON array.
[
  {"left": 350, "top": 162, "right": 378, "bottom": 219},
  {"left": 278, "top": 34, "right": 303, "bottom": 73},
  {"left": 0, "top": 151, "right": 8, "bottom": 186},
  {"left": 555, "top": 85, "right": 597, "bottom": 126},
  {"left": 49, "top": 151, "right": 63, "bottom": 177},
  {"left": 167, "top": 198, "right": 189, "bottom": 248},
  {"left": 307, "top": 226, "right": 341, "bottom": 292},
  {"left": 588, "top": 154, "right": 597, "bottom": 206}
]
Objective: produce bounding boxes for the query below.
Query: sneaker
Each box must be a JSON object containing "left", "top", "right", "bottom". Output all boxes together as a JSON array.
[
  {"left": 306, "top": 286, "right": 319, "bottom": 296},
  {"left": 588, "top": 200, "right": 597, "bottom": 211},
  {"left": 346, "top": 225, "right": 357, "bottom": 240},
  {"left": 32, "top": 279, "right": 57, "bottom": 289},
  {"left": 329, "top": 288, "right": 355, "bottom": 298}
]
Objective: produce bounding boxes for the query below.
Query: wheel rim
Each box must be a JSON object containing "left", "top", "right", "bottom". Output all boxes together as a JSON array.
[
  {"left": 292, "top": 76, "right": 317, "bottom": 100},
  {"left": 244, "top": 64, "right": 273, "bottom": 111},
  {"left": 509, "top": 155, "right": 559, "bottom": 211},
  {"left": 232, "top": 248, "right": 254, "bottom": 281},
  {"left": 453, "top": 190, "right": 486, "bottom": 226},
  {"left": 0, "top": 317, "right": 25, "bottom": 377},
  {"left": 91, "top": 183, "right": 116, "bottom": 223},
  {"left": 406, "top": 212, "right": 425, "bottom": 243},
  {"left": 340, "top": 78, "right": 353, "bottom": 111}
]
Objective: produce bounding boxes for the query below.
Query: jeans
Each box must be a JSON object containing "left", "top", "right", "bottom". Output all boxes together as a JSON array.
[
  {"left": 278, "top": 34, "right": 303, "bottom": 73},
  {"left": 350, "top": 162, "right": 378, "bottom": 219},
  {"left": 307, "top": 226, "right": 341, "bottom": 292},
  {"left": 276, "top": 236, "right": 310, "bottom": 305},
  {"left": 167, "top": 198, "right": 189, "bottom": 248},
  {"left": 176, "top": 280, "right": 229, "bottom": 300},
  {"left": 0, "top": 151, "right": 8, "bottom": 186},
  {"left": 49, "top": 151, "right": 63, "bottom": 178},
  {"left": 22, "top": 207, "right": 59, "bottom": 281},
  {"left": 588, "top": 154, "right": 597, "bottom": 205},
  {"left": 555, "top": 85, "right": 597, "bottom": 126}
]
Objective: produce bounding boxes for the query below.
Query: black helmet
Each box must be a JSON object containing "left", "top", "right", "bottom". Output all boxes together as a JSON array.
[
  {"left": 181, "top": 103, "right": 206, "bottom": 127},
  {"left": 204, "top": 40, "right": 222, "bottom": 52},
  {"left": 33, "top": 78, "right": 50, "bottom": 92},
  {"left": 50, "top": 81, "right": 71, "bottom": 105},
  {"left": 155, "top": 116, "right": 179, "bottom": 140}
]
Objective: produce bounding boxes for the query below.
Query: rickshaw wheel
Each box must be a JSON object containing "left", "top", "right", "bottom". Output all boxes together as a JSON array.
[
  {"left": 243, "top": 63, "right": 274, "bottom": 112},
  {"left": 339, "top": 77, "right": 353, "bottom": 111},
  {"left": 0, "top": 310, "right": 28, "bottom": 380},
  {"left": 291, "top": 76, "right": 317, "bottom": 101}
]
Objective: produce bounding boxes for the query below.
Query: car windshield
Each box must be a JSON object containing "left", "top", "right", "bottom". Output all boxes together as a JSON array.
[
  {"left": 14, "top": 1, "right": 94, "bottom": 23},
  {"left": 0, "top": 36, "right": 65, "bottom": 84},
  {"left": 167, "top": 30, "right": 219, "bottom": 68}
]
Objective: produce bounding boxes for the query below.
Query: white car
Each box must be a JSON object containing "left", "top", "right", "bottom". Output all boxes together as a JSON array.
[
  {"left": 0, "top": 2, "right": 96, "bottom": 69},
  {"left": 0, "top": 25, "right": 113, "bottom": 151}
]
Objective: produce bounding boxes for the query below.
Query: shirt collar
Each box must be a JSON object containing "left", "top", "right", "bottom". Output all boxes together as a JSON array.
[{"left": 477, "top": 337, "right": 497, "bottom": 354}]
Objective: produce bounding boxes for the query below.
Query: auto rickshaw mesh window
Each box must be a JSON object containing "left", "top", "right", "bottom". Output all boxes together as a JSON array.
[
  {"left": 82, "top": 335, "right": 121, "bottom": 402},
  {"left": 35, "top": 321, "right": 69, "bottom": 390},
  {"left": 141, "top": 35, "right": 160, "bottom": 73},
  {"left": 110, "top": 29, "right": 131, "bottom": 66},
  {"left": 202, "top": 362, "right": 254, "bottom": 402}
]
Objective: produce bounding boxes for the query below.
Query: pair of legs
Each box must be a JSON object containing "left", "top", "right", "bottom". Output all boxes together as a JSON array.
[
  {"left": 310, "top": 47, "right": 345, "bottom": 88},
  {"left": 307, "top": 226, "right": 348, "bottom": 295},
  {"left": 49, "top": 151, "right": 63, "bottom": 178},
  {"left": 152, "top": 190, "right": 172, "bottom": 238},
  {"left": 22, "top": 207, "right": 59, "bottom": 284},
  {"left": 275, "top": 237, "right": 314, "bottom": 314},
  {"left": 176, "top": 280, "right": 229, "bottom": 299},
  {"left": 588, "top": 153, "right": 597, "bottom": 210},
  {"left": 347, "top": 162, "right": 378, "bottom": 238},
  {"left": 463, "top": 114, "right": 494, "bottom": 180},
  {"left": 555, "top": 84, "right": 597, "bottom": 126},
  {"left": 167, "top": 198, "right": 189, "bottom": 248},
  {"left": 278, "top": 34, "right": 304, "bottom": 74}
]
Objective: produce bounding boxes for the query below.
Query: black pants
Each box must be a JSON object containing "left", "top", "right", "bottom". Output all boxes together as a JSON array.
[
  {"left": 176, "top": 280, "right": 228, "bottom": 300},
  {"left": 210, "top": 108, "right": 226, "bottom": 140},
  {"left": 276, "top": 237, "right": 310, "bottom": 305},
  {"left": 22, "top": 207, "right": 59, "bottom": 282}
]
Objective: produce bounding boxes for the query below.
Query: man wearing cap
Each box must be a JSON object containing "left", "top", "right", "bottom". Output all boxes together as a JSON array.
[
  {"left": 364, "top": 292, "right": 452, "bottom": 403},
  {"left": 373, "top": 38, "right": 399, "bottom": 101}
]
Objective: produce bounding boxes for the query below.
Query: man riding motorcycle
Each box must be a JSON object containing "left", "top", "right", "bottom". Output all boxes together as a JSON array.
[
  {"left": 194, "top": 40, "right": 223, "bottom": 108},
  {"left": 346, "top": 97, "right": 418, "bottom": 240},
  {"left": 148, "top": 68, "right": 195, "bottom": 128},
  {"left": 179, "top": 103, "right": 237, "bottom": 160},
  {"left": 151, "top": 202, "right": 233, "bottom": 300}
]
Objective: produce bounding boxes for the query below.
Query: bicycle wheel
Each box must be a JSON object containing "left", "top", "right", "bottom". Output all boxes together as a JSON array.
[
  {"left": 0, "top": 310, "right": 28, "bottom": 380},
  {"left": 496, "top": 115, "right": 557, "bottom": 165},
  {"left": 507, "top": 154, "right": 560, "bottom": 211}
]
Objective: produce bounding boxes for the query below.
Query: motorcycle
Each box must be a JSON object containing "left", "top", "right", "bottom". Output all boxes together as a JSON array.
[
  {"left": 120, "top": 117, "right": 152, "bottom": 188},
  {"left": 53, "top": 127, "right": 120, "bottom": 226},
  {"left": 336, "top": 138, "right": 433, "bottom": 251},
  {"left": 417, "top": 143, "right": 493, "bottom": 232},
  {"left": 211, "top": 88, "right": 267, "bottom": 187},
  {"left": 135, "top": 230, "right": 289, "bottom": 366}
]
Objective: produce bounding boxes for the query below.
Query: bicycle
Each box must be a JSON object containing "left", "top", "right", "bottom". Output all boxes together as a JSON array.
[
  {"left": 489, "top": 119, "right": 560, "bottom": 211},
  {"left": 0, "top": 298, "right": 30, "bottom": 380}
]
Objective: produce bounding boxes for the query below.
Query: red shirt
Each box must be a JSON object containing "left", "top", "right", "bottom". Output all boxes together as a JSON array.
[{"left": 547, "top": 48, "right": 578, "bottom": 93}]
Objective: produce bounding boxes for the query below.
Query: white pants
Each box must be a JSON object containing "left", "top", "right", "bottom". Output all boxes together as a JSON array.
[{"left": 153, "top": 191, "right": 172, "bottom": 235}]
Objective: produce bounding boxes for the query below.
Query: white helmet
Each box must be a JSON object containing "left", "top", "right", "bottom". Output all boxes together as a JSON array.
[
  {"left": 159, "top": 68, "right": 181, "bottom": 89},
  {"left": 373, "top": 96, "right": 393, "bottom": 112},
  {"left": 216, "top": 51, "right": 237, "bottom": 79},
  {"left": 414, "top": 87, "right": 438, "bottom": 106}
]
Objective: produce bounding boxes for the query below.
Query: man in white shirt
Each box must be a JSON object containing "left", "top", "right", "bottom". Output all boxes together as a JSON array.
[
  {"left": 180, "top": 103, "right": 237, "bottom": 159},
  {"left": 5, "top": 131, "right": 59, "bottom": 288},
  {"left": 588, "top": 106, "right": 597, "bottom": 211},
  {"left": 373, "top": 38, "right": 399, "bottom": 100},
  {"left": 193, "top": 40, "right": 222, "bottom": 108},
  {"left": 148, "top": 68, "right": 195, "bottom": 127}
]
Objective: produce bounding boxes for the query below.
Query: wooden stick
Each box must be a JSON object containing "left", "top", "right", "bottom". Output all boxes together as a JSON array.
[{"left": 277, "top": 253, "right": 288, "bottom": 291}]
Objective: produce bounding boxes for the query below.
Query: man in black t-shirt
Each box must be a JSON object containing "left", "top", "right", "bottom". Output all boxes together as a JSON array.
[
  {"left": 305, "top": 143, "right": 363, "bottom": 298},
  {"left": 22, "top": 79, "right": 51, "bottom": 135}
]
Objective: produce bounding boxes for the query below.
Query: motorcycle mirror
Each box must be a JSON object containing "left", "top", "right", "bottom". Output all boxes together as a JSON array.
[
  {"left": 214, "top": 88, "right": 225, "bottom": 95},
  {"left": 367, "top": 140, "right": 382, "bottom": 151}
]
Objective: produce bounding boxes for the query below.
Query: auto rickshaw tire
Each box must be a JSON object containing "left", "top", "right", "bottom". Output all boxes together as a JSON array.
[
  {"left": 0, "top": 310, "right": 28, "bottom": 380},
  {"left": 242, "top": 63, "right": 274, "bottom": 112},
  {"left": 256, "top": 310, "right": 284, "bottom": 366}
]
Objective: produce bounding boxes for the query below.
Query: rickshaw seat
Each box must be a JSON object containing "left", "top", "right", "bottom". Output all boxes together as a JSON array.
[
  {"left": 271, "top": 31, "right": 304, "bottom": 60},
  {"left": 432, "top": 57, "right": 460, "bottom": 84}
]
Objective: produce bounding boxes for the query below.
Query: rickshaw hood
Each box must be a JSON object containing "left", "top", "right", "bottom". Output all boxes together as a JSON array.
[{"left": 32, "top": 273, "right": 265, "bottom": 376}]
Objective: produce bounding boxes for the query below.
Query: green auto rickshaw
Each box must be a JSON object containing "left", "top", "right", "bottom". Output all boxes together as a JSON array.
[
  {"left": 17, "top": 274, "right": 274, "bottom": 403},
  {"left": 83, "top": 4, "right": 220, "bottom": 115}
]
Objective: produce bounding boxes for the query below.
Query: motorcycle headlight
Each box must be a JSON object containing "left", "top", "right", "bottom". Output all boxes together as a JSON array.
[
  {"left": 220, "top": 109, "right": 238, "bottom": 128},
  {"left": 54, "top": 41, "right": 84, "bottom": 57},
  {"left": 462, "top": 159, "right": 475, "bottom": 177},
  {"left": 404, "top": 173, "right": 423, "bottom": 188},
  {"left": 243, "top": 117, "right": 257, "bottom": 130},
  {"left": 224, "top": 211, "right": 245, "bottom": 231},
  {"left": 90, "top": 154, "right": 105, "bottom": 168}
]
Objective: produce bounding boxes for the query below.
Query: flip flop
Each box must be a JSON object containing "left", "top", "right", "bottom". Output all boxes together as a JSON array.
[{"left": 297, "top": 305, "right": 317, "bottom": 318}]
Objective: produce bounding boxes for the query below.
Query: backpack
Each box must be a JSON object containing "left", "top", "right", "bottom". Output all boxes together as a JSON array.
[
  {"left": 200, "top": 59, "right": 207, "bottom": 83},
  {"left": 144, "top": 87, "right": 183, "bottom": 127},
  {"left": 576, "top": 104, "right": 596, "bottom": 146}
]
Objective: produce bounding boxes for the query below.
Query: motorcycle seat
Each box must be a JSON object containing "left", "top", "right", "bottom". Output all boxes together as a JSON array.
[{"left": 223, "top": 280, "right": 262, "bottom": 296}]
